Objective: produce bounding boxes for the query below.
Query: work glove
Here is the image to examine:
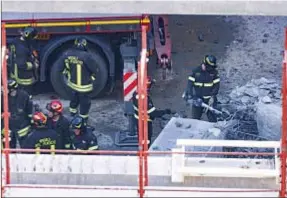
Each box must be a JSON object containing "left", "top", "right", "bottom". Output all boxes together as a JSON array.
[
  {"left": 192, "top": 98, "right": 203, "bottom": 107},
  {"left": 164, "top": 109, "right": 172, "bottom": 114}
]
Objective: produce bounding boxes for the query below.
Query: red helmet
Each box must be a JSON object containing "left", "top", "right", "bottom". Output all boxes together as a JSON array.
[
  {"left": 46, "top": 100, "right": 63, "bottom": 113},
  {"left": 32, "top": 112, "right": 47, "bottom": 127}
]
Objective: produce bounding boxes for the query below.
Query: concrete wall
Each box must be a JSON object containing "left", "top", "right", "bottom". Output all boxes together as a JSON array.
[{"left": 2, "top": 1, "right": 287, "bottom": 16}]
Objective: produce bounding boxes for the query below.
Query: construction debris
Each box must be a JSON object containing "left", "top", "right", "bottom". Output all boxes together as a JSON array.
[{"left": 256, "top": 103, "right": 282, "bottom": 141}]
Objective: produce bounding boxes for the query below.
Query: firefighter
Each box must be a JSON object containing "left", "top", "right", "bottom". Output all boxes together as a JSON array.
[
  {"left": 57, "top": 38, "right": 95, "bottom": 121},
  {"left": 1, "top": 79, "right": 33, "bottom": 148},
  {"left": 8, "top": 26, "right": 39, "bottom": 95},
  {"left": 22, "top": 111, "right": 61, "bottom": 153},
  {"left": 183, "top": 55, "right": 220, "bottom": 122},
  {"left": 132, "top": 76, "right": 172, "bottom": 148},
  {"left": 46, "top": 100, "right": 71, "bottom": 150},
  {"left": 69, "top": 116, "right": 98, "bottom": 152}
]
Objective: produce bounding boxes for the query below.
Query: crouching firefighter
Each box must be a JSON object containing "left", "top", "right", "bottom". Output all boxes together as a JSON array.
[
  {"left": 57, "top": 38, "right": 95, "bottom": 121},
  {"left": 132, "top": 77, "right": 172, "bottom": 148},
  {"left": 46, "top": 100, "right": 71, "bottom": 149},
  {"left": 70, "top": 116, "right": 99, "bottom": 153},
  {"left": 183, "top": 55, "right": 220, "bottom": 122},
  {"left": 8, "top": 27, "right": 39, "bottom": 95},
  {"left": 22, "top": 112, "right": 61, "bottom": 154},
  {"left": 1, "top": 79, "right": 33, "bottom": 148}
]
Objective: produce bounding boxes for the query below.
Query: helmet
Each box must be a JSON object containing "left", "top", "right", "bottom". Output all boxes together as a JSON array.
[
  {"left": 46, "top": 100, "right": 63, "bottom": 114},
  {"left": 8, "top": 79, "right": 18, "bottom": 90},
  {"left": 203, "top": 55, "right": 217, "bottom": 67},
  {"left": 22, "top": 27, "right": 38, "bottom": 40},
  {"left": 32, "top": 112, "right": 47, "bottom": 127},
  {"left": 70, "top": 116, "right": 86, "bottom": 130},
  {"left": 74, "top": 38, "right": 87, "bottom": 50}
]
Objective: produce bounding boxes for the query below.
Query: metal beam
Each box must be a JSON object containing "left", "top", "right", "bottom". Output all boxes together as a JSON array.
[{"left": 2, "top": 0, "right": 287, "bottom": 16}]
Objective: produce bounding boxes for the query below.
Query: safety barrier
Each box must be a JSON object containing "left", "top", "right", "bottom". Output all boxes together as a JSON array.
[
  {"left": 172, "top": 139, "right": 280, "bottom": 183},
  {"left": 1, "top": 20, "right": 287, "bottom": 198}
]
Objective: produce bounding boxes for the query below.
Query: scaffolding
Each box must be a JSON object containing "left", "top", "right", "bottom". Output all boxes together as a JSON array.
[{"left": 1, "top": 20, "right": 287, "bottom": 197}]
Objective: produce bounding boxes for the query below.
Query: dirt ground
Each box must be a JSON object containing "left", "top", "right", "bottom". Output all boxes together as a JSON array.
[{"left": 33, "top": 15, "right": 287, "bottom": 150}]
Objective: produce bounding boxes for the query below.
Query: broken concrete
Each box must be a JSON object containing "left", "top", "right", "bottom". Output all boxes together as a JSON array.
[
  {"left": 256, "top": 103, "right": 282, "bottom": 141},
  {"left": 150, "top": 117, "right": 237, "bottom": 157}
]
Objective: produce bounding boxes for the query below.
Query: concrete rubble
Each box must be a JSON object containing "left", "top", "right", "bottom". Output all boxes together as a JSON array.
[
  {"left": 150, "top": 117, "right": 237, "bottom": 157},
  {"left": 218, "top": 77, "right": 282, "bottom": 141}
]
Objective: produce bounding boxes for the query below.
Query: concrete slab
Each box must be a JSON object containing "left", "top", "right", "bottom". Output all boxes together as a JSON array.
[
  {"left": 3, "top": 185, "right": 279, "bottom": 197},
  {"left": 149, "top": 117, "right": 229, "bottom": 155},
  {"left": 2, "top": 1, "right": 287, "bottom": 16}
]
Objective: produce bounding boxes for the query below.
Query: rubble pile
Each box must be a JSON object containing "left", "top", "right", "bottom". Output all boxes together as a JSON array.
[{"left": 218, "top": 77, "right": 282, "bottom": 141}]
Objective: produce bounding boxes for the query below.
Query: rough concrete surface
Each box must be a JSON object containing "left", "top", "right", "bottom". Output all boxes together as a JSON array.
[
  {"left": 31, "top": 15, "right": 287, "bottom": 151},
  {"left": 3, "top": 1, "right": 287, "bottom": 16}
]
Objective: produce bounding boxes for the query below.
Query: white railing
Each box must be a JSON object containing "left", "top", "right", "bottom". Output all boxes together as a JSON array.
[{"left": 171, "top": 139, "right": 281, "bottom": 183}]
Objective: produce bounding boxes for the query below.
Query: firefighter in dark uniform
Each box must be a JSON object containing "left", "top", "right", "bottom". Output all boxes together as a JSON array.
[
  {"left": 57, "top": 38, "right": 95, "bottom": 121},
  {"left": 132, "top": 77, "right": 172, "bottom": 148},
  {"left": 46, "top": 100, "right": 71, "bottom": 150},
  {"left": 183, "top": 55, "right": 220, "bottom": 122},
  {"left": 1, "top": 79, "right": 33, "bottom": 148},
  {"left": 8, "top": 27, "right": 39, "bottom": 95},
  {"left": 22, "top": 112, "right": 61, "bottom": 154},
  {"left": 69, "top": 116, "right": 99, "bottom": 152}
]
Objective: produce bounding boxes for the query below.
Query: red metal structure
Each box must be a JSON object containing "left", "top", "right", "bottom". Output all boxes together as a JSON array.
[
  {"left": 280, "top": 27, "right": 287, "bottom": 198},
  {"left": 1, "top": 22, "right": 287, "bottom": 198}
]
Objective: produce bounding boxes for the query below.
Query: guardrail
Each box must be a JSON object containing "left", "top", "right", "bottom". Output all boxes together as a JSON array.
[{"left": 171, "top": 139, "right": 281, "bottom": 183}]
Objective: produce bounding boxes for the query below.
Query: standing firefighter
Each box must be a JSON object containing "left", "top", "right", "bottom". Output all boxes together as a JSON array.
[
  {"left": 1, "top": 79, "right": 33, "bottom": 148},
  {"left": 183, "top": 55, "right": 220, "bottom": 122},
  {"left": 22, "top": 112, "right": 60, "bottom": 154},
  {"left": 57, "top": 38, "right": 95, "bottom": 121},
  {"left": 8, "top": 27, "right": 39, "bottom": 95},
  {"left": 69, "top": 116, "right": 99, "bottom": 152},
  {"left": 132, "top": 77, "right": 172, "bottom": 148},
  {"left": 46, "top": 100, "right": 71, "bottom": 150}
]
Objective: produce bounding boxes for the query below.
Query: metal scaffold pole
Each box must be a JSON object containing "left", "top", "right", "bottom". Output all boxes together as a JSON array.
[
  {"left": 1, "top": 23, "right": 11, "bottom": 186},
  {"left": 280, "top": 27, "right": 287, "bottom": 198},
  {"left": 137, "top": 16, "right": 149, "bottom": 198}
]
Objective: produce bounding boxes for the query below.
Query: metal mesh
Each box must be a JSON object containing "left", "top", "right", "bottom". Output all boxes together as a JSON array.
[{"left": 223, "top": 108, "right": 273, "bottom": 159}]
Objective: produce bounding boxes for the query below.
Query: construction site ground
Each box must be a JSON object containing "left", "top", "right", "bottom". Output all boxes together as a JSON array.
[{"left": 32, "top": 15, "right": 287, "bottom": 152}]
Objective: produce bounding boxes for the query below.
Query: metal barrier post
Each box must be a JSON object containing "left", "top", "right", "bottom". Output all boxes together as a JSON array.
[
  {"left": 1, "top": 22, "right": 11, "bottom": 185},
  {"left": 280, "top": 27, "right": 287, "bottom": 198}
]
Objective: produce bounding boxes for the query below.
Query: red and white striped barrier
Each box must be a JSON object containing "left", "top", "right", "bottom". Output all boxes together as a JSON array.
[{"left": 123, "top": 72, "right": 137, "bottom": 101}]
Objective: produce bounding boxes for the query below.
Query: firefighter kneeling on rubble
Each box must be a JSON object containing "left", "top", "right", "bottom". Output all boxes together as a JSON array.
[
  {"left": 8, "top": 27, "right": 39, "bottom": 95},
  {"left": 1, "top": 79, "right": 33, "bottom": 148},
  {"left": 132, "top": 77, "right": 172, "bottom": 148},
  {"left": 22, "top": 112, "right": 61, "bottom": 154},
  {"left": 46, "top": 100, "right": 71, "bottom": 150},
  {"left": 57, "top": 38, "right": 95, "bottom": 122},
  {"left": 69, "top": 116, "right": 99, "bottom": 153},
  {"left": 183, "top": 55, "right": 220, "bottom": 122}
]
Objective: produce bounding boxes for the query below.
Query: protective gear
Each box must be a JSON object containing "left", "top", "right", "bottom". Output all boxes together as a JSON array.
[
  {"left": 185, "top": 64, "right": 220, "bottom": 123},
  {"left": 132, "top": 92, "right": 170, "bottom": 147},
  {"left": 47, "top": 114, "right": 71, "bottom": 150},
  {"left": 57, "top": 48, "right": 95, "bottom": 120},
  {"left": 1, "top": 89, "right": 33, "bottom": 147},
  {"left": 70, "top": 116, "right": 86, "bottom": 130},
  {"left": 74, "top": 38, "right": 88, "bottom": 51},
  {"left": 70, "top": 116, "right": 98, "bottom": 152},
  {"left": 203, "top": 55, "right": 217, "bottom": 68},
  {"left": 21, "top": 27, "right": 38, "bottom": 40},
  {"left": 32, "top": 112, "right": 48, "bottom": 127},
  {"left": 9, "top": 32, "right": 38, "bottom": 94},
  {"left": 22, "top": 126, "right": 61, "bottom": 154},
  {"left": 8, "top": 79, "right": 18, "bottom": 90},
  {"left": 46, "top": 100, "right": 63, "bottom": 114}
]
